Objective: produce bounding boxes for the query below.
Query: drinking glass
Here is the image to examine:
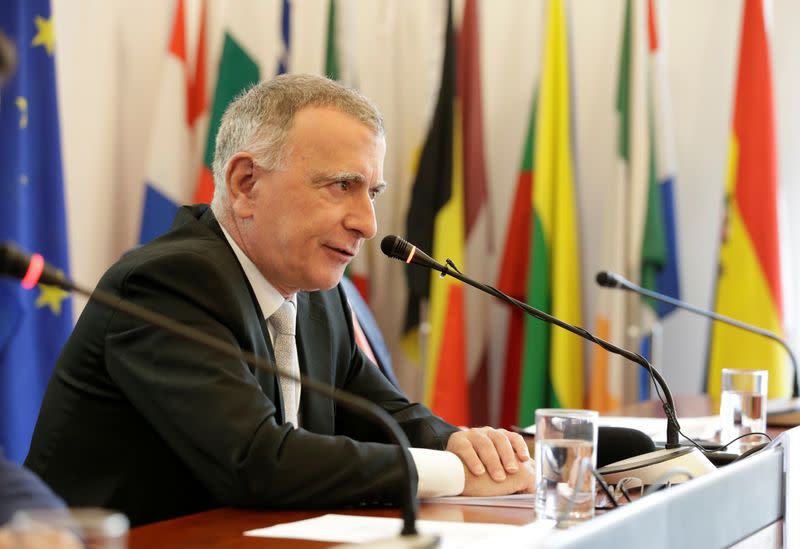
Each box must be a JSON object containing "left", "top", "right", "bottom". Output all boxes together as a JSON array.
[
  {"left": 534, "top": 409, "right": 598, "bottom": 525},
  {"left": 720, "top": 368, "right": 768, "bottom": 450},
  {"left": 9, "top": 508, "right": 128, "bottom": 549}
]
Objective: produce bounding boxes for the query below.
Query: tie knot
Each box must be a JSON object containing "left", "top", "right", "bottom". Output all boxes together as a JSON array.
[{"left": 271, "top": 300, "right": 296, "bottom": 336}]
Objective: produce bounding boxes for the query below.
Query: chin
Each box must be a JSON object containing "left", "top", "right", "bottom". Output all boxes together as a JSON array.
[{"left": 307, "top": 272, "right": 346, "bottom": 293}]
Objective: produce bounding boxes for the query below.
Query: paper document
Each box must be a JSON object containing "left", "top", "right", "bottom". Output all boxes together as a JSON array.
[
  {"left": 423, "top": 493, "right": 536, "bottom": 508},
  {"left": 767, "top": 397, "right": 800, "bottom": 415},
  {"left": 521, "top": 415, "right": 721, "bottom": 444},
  {"left": 244, "top": 513, "right": 539, "bottom": 547}
]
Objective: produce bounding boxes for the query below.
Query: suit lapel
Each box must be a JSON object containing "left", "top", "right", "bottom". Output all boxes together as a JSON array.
[
  {"left": 296, "top": 292, "right": 335, "bottom": 435},
  {"left": 193, "top": 207, "right": 285, "bottom": 422},
  {"left": 255, "top": 317, "right": 283, "bottom": 423}
]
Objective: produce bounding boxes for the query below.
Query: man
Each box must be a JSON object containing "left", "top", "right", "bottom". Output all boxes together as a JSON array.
[{"left": 26, "top": 74, "right": 533, "bottom": 526}]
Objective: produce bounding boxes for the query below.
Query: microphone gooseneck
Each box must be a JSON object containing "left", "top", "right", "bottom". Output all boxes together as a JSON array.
[
  {"left": 596, "top": 269, "right": 799, "bottom": 397},
  {"left": 382, "top": 236, "right": 682, "bottom": 449},
  {"left": 0, "top": 241, "right": 423, "bottom": 539}
]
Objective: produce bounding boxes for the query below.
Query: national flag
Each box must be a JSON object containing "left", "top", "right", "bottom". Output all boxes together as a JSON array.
[
  {"left": 590, "top": 0, "right": 682, "bottom": 410},
  {"left": 496, "top": 108, "right": 536, "bottom": 427},
  {"left": 139, "top": 0, "right": 207, "bottom": 244},
  {"left": 708, "top": 0, "right": 790, "bottom": 398},
  {"left": 193, "top": 0, "right": 291, "bottom": 204},
  {"left": 0, "top": 0, "right": 73, "bottom": 462},
  {"left": 403, "top": 2, "right": 469, "bottom": 426},
  {"left": 459, "top": 0, "right": 494, "bottom": 426},
  {"left": 497, "top": 0, "right": 583, "bottom": 427},
  {"left": 637, "top": 0, "right": 681, "bottom": 398}
]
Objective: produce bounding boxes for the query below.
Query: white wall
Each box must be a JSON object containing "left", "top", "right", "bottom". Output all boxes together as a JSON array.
[{"left": 51, "top": 0, "right": 800, "bottom": 409}]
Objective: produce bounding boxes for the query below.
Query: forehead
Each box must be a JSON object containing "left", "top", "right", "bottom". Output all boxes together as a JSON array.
[
  {"left": 285, "top": 107, "right": 385, "bottom": 160},
  {"left": 289, "top": 106, "right": 380, "bottom": 138}
]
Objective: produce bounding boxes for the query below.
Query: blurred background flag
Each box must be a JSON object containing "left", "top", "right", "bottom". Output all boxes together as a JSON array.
[
  {"left": 588, "top": 0, "right": 638, "bottom": 413},
  {"left": 497, "top": 0, "right": 583, "bottom": 427},
  {"left": 139, "top": 0, "right": 207, "bottom": 244},
  {"left": 496, "top": 101, "right": 536, "bottom": 427},
  {"left": 708, "top": 0, "right": 789, "bottom": 398},
  {"left": 403, "top": 2, "right": 469, "bottom": 426},
  {"left": 0, "top": 0, "right": 73, "bottom": 462},
  {"left": 636, "top": 0, "right": 682, "bottom": 399},
  {"left": 458, "top": 0, "right": 494, "bottom": 427},
  {"left": 193, "top": 0, "right": 291, "bottom": 204}
]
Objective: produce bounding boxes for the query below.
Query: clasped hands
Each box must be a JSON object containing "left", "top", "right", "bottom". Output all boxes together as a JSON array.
[{"left": 446, "top": 427, "right": 535, "bottom": 496}]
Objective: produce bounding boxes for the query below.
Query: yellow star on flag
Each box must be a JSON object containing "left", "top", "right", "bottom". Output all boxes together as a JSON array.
[
  {"left": 31, "top": 15, "right": 55, "bottom": 56},
  {"left": 35, "top": 283, "right": 69, "bottom": 315},
  {"left": 15, "top": 97, "right": 28, "bottom": 129}
]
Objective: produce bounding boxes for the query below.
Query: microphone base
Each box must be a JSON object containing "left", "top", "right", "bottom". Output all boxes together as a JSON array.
[
  {"left": 598, "top": 447, "right": 716, "bottom": 486},
  {"left": 333, "top": 534, "right": 440, "bottom": 549}
]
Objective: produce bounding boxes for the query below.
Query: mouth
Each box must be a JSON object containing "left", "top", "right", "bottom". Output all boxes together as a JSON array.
[{"left": 324, "top": 244, "right": 357, "bottom": 261}]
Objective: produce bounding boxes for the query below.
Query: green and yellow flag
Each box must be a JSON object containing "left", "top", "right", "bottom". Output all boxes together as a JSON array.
[{"left": 497, "top": 0, "right": 584, "bottom": 426}]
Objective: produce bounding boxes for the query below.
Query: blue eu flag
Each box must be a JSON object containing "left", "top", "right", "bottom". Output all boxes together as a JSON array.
[{"left": 0, "top": 0, "right": 72, "bottom": 463}]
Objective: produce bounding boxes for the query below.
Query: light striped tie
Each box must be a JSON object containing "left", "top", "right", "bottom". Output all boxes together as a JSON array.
[{"left": 270, "top": 300, "right": 300, "bottom": 428}]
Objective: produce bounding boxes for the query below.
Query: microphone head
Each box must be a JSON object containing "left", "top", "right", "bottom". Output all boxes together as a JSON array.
[
  {"left": 595, "top": 271, "right": 620, "bottom": 288},
  {"left": 0, "top": 242, "right": 32, "bottom": 280},
  {"left": 380, "top": 235, "right": 444, "bottom": 272},
  {"left": 0, "top": 241, "right": 66, "bottom": 288},
  {"left": 380, "top": 235, "right": 410, "bottom": 261}
]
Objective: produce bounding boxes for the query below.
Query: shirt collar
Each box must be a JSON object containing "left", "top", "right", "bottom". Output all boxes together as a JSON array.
[{"left": 219, "top": 225, "right": 296, "bottom": 319}]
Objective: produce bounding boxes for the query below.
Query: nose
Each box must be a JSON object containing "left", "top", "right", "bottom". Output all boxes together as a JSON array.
[{"left": 344, "top": 188, "right": 377, "bottom": 240}]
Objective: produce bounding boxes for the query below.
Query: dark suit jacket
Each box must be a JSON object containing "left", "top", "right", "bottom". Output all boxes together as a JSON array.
[{"left": 25, "top": 205, "right": 458, "bottom": 526}]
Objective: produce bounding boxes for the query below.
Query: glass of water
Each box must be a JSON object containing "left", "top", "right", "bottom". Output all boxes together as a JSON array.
[
  {"left": 534, "top": 409, "right": 598, "bottom": 525},
  {"left": 10, "top": 508, "right": 129, "bottom": 549},
  {"left": 719, "top": 368, "right": 768, "bottom": 450}
]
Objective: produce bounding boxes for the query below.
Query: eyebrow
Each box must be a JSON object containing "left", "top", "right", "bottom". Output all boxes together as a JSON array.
[{"left": 311, "top": 170, "right": 388, "bottom": 192}]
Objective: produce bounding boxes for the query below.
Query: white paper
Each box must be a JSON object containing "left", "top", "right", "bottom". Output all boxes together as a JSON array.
[
  {"left": 423, "top": 493, "right": 537, "bottom": 508},
  {"left": 766, "top": 397, "right": 800, "bottom": 415},
  {"left": 600, "top": 415, "right": 720, "bottom": 443},
  {"left": 243, "top": 513, "right": 534, "bottom": 547},
  {"left": 521, "top": 415, "right": 721, "bottom": 444}
]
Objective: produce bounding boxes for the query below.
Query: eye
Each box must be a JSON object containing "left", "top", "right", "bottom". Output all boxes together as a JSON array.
[
  {"left": 369, "top": 185, "right": 385, "bottom": 201},
  {"left": 337, "top": 180, "right": 351, "bottom": 191}
]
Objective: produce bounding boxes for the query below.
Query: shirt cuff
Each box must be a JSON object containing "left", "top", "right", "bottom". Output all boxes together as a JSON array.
[{"left": 408, "top": 448, "right": 465, "bottom": 498}]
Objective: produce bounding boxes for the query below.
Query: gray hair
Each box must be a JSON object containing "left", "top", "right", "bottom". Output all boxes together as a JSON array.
[{"left": 210, "top": 73, "right": 384, "bottom": 217}]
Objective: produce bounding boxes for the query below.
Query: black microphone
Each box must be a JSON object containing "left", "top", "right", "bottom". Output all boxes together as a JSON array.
[
  {"left": 380, "top": 235, "right": 445, "bottom": 272},
  {"left": 381, "top": 235, "right": 682, "bottom": 449},
  {"left": 0, "top": 241, "right": 432, "bottom": 545},
  {"left": 381, "top": 235, "right": 721, "bottom": 486},
  {"left": 596, "top": 270, "right": 799, "bottom": 397}
]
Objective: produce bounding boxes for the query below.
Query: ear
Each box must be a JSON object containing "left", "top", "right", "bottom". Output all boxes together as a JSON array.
[{"left": 226, "top": 152, "right": 258, "bottom": 218}]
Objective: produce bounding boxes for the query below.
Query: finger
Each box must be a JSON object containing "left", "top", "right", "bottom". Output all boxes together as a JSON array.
[
  {"left": 471, "top": 432, "right": 507, "bottom": 481},
  {"left": 447, "top": 433, "right": 486, "bottom": 476},
  {"left": 505, "top": 430, "right": 531, "bottom": 461},
  {"left": 487, "top": 429, "right": 519, "bottom": 474}
]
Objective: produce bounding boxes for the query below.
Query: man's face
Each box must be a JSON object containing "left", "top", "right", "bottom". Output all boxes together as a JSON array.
[{"left": 233, "top": 107, "right": 386, "bottom": 297}]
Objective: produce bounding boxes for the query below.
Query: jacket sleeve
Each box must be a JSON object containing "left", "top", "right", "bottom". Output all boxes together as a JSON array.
[{"left": 329, "top": 284, "right": 460, "bottom": 450}]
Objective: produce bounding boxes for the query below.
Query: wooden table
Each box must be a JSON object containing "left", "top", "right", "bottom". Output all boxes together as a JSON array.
[
  {"left": 129, "top": 395, "right": 790, "bottom": 548},
  {"left": 129, "top": 504, "right": 535, "bottom": 548}
]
